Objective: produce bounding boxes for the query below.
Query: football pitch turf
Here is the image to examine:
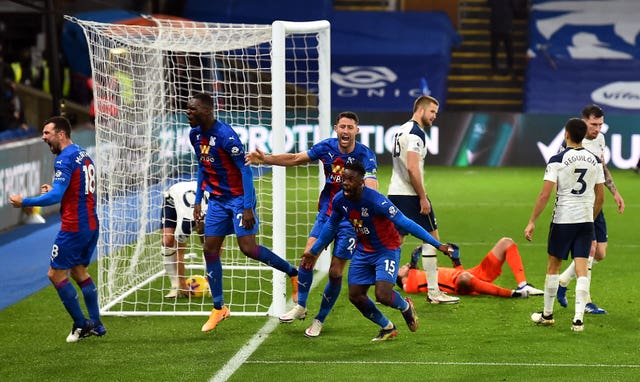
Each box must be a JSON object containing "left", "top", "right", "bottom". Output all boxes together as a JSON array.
[{"left": 1, "top": 166, "right": 638, "bottom": 381}]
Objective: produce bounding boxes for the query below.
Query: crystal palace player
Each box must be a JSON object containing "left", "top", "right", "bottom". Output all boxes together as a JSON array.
[
  {"left": 10, "top": 116, "right": 105, "bottom": 343},
  {"left": 307, "top": 161, "right": 458, "bottom": 341},
  {"left": 245, "top": 111, "right": 378, "bottom": 338},
  {"left": 186, "top": 93, "right": 299, "bottom": 333}
]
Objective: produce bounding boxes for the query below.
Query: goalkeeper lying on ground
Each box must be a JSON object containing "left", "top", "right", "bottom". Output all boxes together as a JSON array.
[{"left": 397, "top": 237, "right": 543, "bottom": 298}]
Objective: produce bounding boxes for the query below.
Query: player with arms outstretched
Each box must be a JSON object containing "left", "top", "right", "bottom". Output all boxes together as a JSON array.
[
  {"left": 308, "top": 161, "right": 459, "bottom": 341},
  {"left": 187, "top": 93, "right": 298, "bottom": 333},
  {"left": 246, "top": 111, "right": 378, "bottom": 338},
  {"left": 10, "top": 116, "right": 105, "bottom": 343}
]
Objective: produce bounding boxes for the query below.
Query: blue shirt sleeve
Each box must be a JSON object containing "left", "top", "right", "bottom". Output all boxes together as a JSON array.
[
  {"left": 240, "top": 164, "right": 256, "bottom": 209},
  {"left": 22, "top": 183, "right": 67, "bottom": 207},
  {"left": 393, "top": 214, "right": 442, "bottom": 249},
  {"left": 309, "top": 193, "right": 344, "bottom": 255},
  {"left": 309, "top": 213, "right": 340, "bottom": 255},
  {"left": 195, "top": 163, "right": 204, "bottom": 205}
]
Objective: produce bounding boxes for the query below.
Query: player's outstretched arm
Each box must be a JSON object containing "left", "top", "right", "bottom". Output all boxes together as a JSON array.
[
  {"left": 245, "top": 148, "right": 311, "bottom": 167},
  {"left": 394, "top": 213, "right": 442, "bottom": 250},
  {"left": 308, "top": 212, "right": 341, "bottom": 256}
]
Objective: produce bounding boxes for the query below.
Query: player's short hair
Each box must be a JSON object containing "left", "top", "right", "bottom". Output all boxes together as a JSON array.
[
  {"left": 565, "top": 118, "right": 587, "bottom": 143},
  {"left": 336, "top": 111, "right": 358, "bottom": 124},
  {"left": 191, "top": 92, "right": 214, "bottom": 109},
  {"left": 413, "top": 95, "right": 439, "bottom": 113},
  {"left": 581, "top": 104, "right": 604, "bottom": 119},
  {"left": 43, "top": 116, "right": 72, "bottom": 137},
  {"left": 344, "top": 160, "right": 365, "bottom": 178}
]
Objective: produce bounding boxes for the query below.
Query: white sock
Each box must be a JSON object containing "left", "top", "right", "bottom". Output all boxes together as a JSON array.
[
  {"left": 421, "top": 244, "right": 438, "bottom": 292},
  {"left": 162, "top": 247, "right": 178, "bottom": 289},
  {"left": 586, "top": 256, "right": 595, "bottom": 301},
  {"left": 574, "top": 276, "right": 590, "bottom": 323},
  {"left": 558, "top": 261, "right": 575, "bottom": 287},
  {"left": 543, "top": 274, "right": 559, "bottom": 316}
]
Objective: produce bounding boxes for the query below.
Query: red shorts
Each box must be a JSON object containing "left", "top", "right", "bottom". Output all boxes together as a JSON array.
[{"left": 466, "top": 252, "right": 502, "bottom": 283}]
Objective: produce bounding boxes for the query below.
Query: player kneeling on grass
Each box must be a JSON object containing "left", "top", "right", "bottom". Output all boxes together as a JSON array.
[
  {"left": 161, "top": 181, "right": 207, "bottom": 298},
  {"left": 306, "top": 160, "right": 458, "bottom": 341},
  {"left": 397, "top": 237, "right": 543, "bottom": 298}
]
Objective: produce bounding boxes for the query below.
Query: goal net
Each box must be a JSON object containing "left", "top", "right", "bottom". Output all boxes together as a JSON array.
[{"left": 70, "top": 16, "right": 331, "bottom": 316}]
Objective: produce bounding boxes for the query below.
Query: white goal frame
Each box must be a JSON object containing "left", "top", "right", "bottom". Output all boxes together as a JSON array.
[{"left": 70, "top": 16, "right": 331, "bottom": 317}]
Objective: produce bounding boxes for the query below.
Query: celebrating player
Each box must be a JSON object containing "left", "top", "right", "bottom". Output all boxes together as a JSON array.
[
  {"left": 525, "top": 118, "right": 605, "bottom": 332},
  {"left": 161, "top": 180, "right": 207, "bottom": 298},
  {"left": 307, "top": 160, "right": 459, "bottom": 341},
  {"left": 9, "top": 116, "right": 105, "bottom": 343},
  {"left": 245, "top": 111, "right": 378, "bottom": 338},
  {"left": 397, "top": 237, "right": 543, "bottom": 298},
  {"left": 187, "top": 93, "right": 299, "bottom": 333}
]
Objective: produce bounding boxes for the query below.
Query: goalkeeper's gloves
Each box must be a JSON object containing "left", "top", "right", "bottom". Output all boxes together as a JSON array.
[
  {"left": 447, "top": 243, "right": 461, "bottom": 267},
  {"left": 409, "top": 246, "right": 421, "bottom": 269}
]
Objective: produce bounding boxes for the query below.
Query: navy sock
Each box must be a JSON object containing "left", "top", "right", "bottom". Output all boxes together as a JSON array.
[
  {"left": 78, "top": 277, "right": 101, "bottom": 323},
  {"left": 204, "top": 253, "right": 224, "bottom": 309},
  {"left": 297, "top": 267, "right": 313, "bottom": 308},
  {"left": 316, "top": 276, "right": 342, "bottom": 322},
  {"left": 389, "top": 290, "right": 409, "bottom": 311},
  {"left": 55, "top": 279, "right": 86, "bottom": 327},
  {"left": 255, "top": 245, "right": 297, "bottom": 276},
  {"left": 355, "top": 297, "right": 389, "bottom": 328}
]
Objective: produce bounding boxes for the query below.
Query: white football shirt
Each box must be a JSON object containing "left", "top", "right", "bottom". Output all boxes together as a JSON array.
[
  {"left": 165, "top": 181, "right": 208, "bottom": 242},
  {"left": 582, "top": 133, "right": 605, "bottom": 160},
  {"left": 388, "top": 120, "right": 428, "bottom": 196},
  {"left": 544, "top": 147, "right": 605, "bottom": 224}
]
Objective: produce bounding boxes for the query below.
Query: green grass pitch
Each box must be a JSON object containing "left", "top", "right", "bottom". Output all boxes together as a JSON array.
[{"left": 1, "top": 166, "right": 638, "bottom": 381}]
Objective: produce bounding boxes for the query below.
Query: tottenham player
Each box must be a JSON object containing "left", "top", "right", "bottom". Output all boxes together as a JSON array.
[
  {"left": 307, "top": 161, "right": 459, "bottom": 341},
  {"left": 246, "top": 111, "right": 378, "bottom": 338},
  {"left": 556, "top": 105, "right": 625, "bottom": 314},
  {"left": 10, "top": 116, "right": 105, "bottom": 342},
  {"left": 525, "top": 118, "right": 605, "bottom": 332},
  {"left": 161, "top": 181, "right": 207, "bottom": 298},
  {"left": 388, "top": 95, "right": 459, "bottom": 304}
]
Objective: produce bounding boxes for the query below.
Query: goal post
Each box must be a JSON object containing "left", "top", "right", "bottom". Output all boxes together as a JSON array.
[{"left": 69, "top": 15, "right": 331, "bottom": 317}]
